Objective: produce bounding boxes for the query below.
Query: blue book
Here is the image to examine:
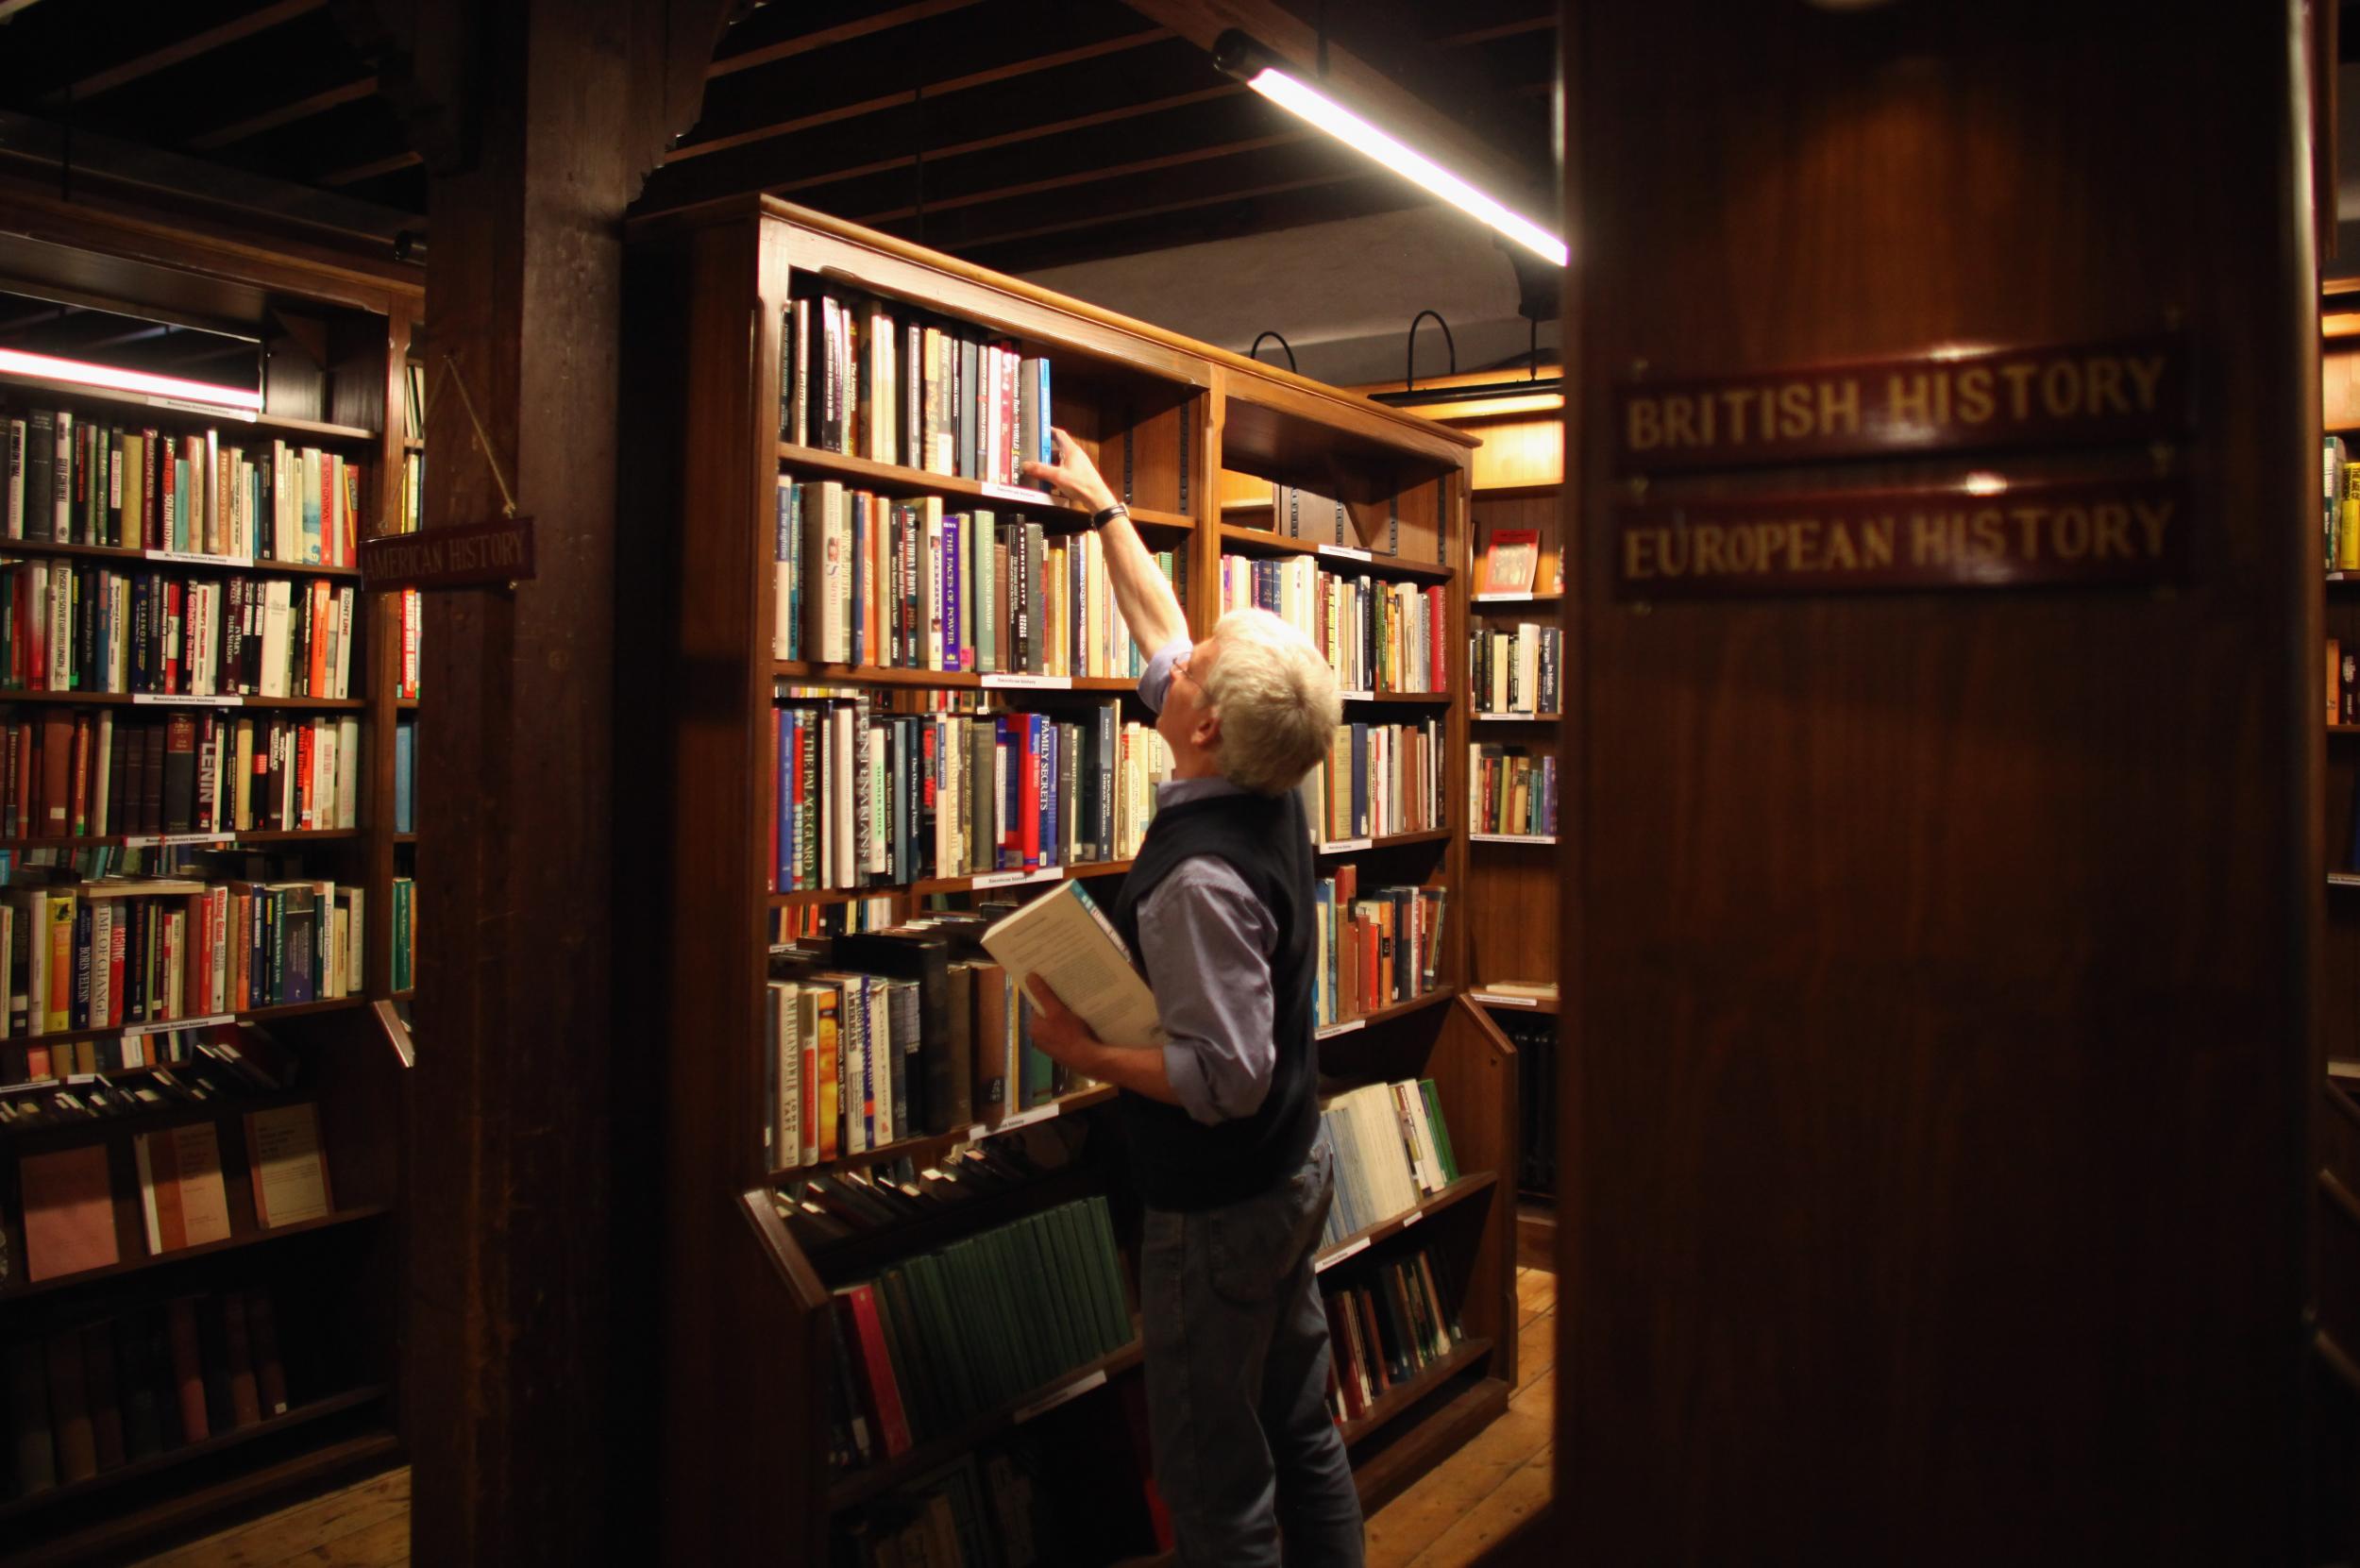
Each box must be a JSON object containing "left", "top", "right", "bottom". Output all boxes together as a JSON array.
[
  {"left": 774, "top": 479, "right": 794, "bottom": 661},
  {"left": 395, "top": 721, "right": 415, "bottom": 834},
  {"left": 1034, "top": 360, "right": 1054, "bottom": 467}
]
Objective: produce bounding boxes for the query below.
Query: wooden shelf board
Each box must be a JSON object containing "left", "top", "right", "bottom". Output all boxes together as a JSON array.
[
  {"left": 1334, "top": 1336, "right": 1496, "bottom": 1448},
  {"left": 769, "top": 858, "right": 1135, "bottom": 907},
  {"left": 396, "top": 698, "right": 418, "bottom": 711},
  {"left": 0, "top": 828, "right": 363, "bottom": 851},
  {"left": 0, "top": 690, "right": 364, "bottom": 711},
  {"left": 773, "top": 661, "right": 1139, "bottom": 694},
  {"left": 0, "top": 1206, "right": 393, "bottom": 1303},
  {"left": 1470, "top": 988, "right": 1559, "bottom": 1014},
  {"left": 0, "top": 1386, "right": 392, "bottom": 1527},
  {"left": 1470, "top": 834, "right": 1557, "bottom": 845},
  {"left": 402, "top": 438, "right": 424, "bottom": 451},
  {"left": 1316, "top": 1172, "right": 1496, "bottom": 1273},
  {"left": 828, "top": 1336, "right": 1144, "bottom": 1513},
  {"left": 0, "top": 995, "right": 370, "bottom": 1055},
  {"left": 390, "top": 988, "right": 415, "bottom": 1001},
  {"left": 1216, "top": 525, "right": 1453, "bottom": 582},
  {"left": 778, "top": 443, "right": 1193, "bottom": 531},
  {"left": 0, "top": 537, "right": 363, "bottom": 581},
  {"left": 1317, "top": 986, "right": 1456, "bottom": 1039},
  {"left": 2334, "top": 724, "right": 2360, "bottom": 733},
  {"left": 393, "top": 832, "right": 416, "bottom": 844},
  {"left": 1470, "top": 481, "right": 1566, "bottom": 499},
  {"left": 0, "top": 370, "right": 380, "bottom": 446},
  {"left": 770, "top": 1086, "right": 1116, "bottom": 1184},
  {"left": 1316, "top": 829, "right": 1451, "bottom": 855}
]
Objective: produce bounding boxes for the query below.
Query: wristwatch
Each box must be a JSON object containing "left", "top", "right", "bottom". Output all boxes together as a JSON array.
[{"left": 1090, "top": 503, "right": 1128, "bottom": 528}]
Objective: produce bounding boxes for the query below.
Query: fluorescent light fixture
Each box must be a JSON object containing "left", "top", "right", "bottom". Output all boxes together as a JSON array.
[
  {"left": 1213, "top": 30, "right": 1567, "bottom": 268},
  {"left": 0, "top": 346, "right": 263, "bottom": 411}
]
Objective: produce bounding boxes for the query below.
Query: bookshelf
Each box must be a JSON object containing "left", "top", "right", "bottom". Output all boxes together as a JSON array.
[
  {"left": 626, "top": 197, "right": 1513, "bottom": 1565},
  {"left": 0, "top": 208, "right": 418, "bottom": 1563}
]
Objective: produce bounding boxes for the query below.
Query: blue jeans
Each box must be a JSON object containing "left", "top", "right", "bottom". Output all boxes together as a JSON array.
[{"left": 1139, "top": 1132, "right": 1365, "bottom": 1568}]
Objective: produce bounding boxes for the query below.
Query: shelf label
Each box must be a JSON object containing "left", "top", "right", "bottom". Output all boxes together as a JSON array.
[
  {"left": 1400, "top": 1208, "right": 1422, "bottom": 1228},
  {"left": 2334, "top": 873, "right": 2360, "bottom": 888},
  {"left": 965, "top": 1123, "right": 987, "bottom": 1142},
  {"left": 982, "top": 481, "right": 1051, "bottom": 505},
  {"left": 1318, "top": 545, "right": 1374, "bottom": 563},
  {"left": 1475, "top": 712, "right": 1541, "bottom": 722},
  {"left": 973, "top": 866, "right": 1066, "bottom": 889},
  {"left": 980, "top": 673, "right": 1073, "bottom": 690},
  {"left": 146, "top": 549, "right": 255, "bottom": 568},
  {"left": 1473, "top": 591, "right": 1534, "bottom": 603},
  {"left": 131, "top": 692, "right": 243, "bottom": 706},
  {"left": 1471, "top": 834, "right": 1556, "bottom": 844},
  {"left": 1015, "top": 1368, "right": 1107, "bottom": 1425},
  {"left": 1319, "top": 838, "right": 1373, "bottom": 854},
  {"left": 1475, "top": 993, "right": 1541, "bottom": 1008},
  {"left": 124, "top": 832, "right": 236, "bottom": 848},
  {"left": 151, "top": 397, "right": 259, "bottom": 421},
  {"left": 1317, "top": 1017, "right": 1368, "bottom": 1039},
  {"left": 126, "top": 1012, "right": 232, "bottom": 1038},
  {"left": 1336, "top": 691, "right": 1375, "bottom": 702},
  {"left": 1317, "top": 1237, "right": 1372, "bottom": 1273},
  {"left": 996, "top": 1101, "right": 1063, "bottom": 1132}
]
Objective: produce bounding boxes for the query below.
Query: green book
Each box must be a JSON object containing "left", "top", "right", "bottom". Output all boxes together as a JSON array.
[
  {"left": 1062, "top": 1199, "right": 1124, "bottom": 1357},
  {"left": 1082, "top": 1197, "right": 1133, "bottom": 1349},
  {"left": 1419, "top": 1078, "right": 1458, "bottom": 1184},
  {"left": 875, "top": 1268, "right": 940, "bottom": 1441},
  {"left": 1021, "top": 1210, "right": 1084, "bottom": 1373},
  {"left": 907, "top": 1252, "right": 979, "bottom": 1425},
  {"left": 1045, "top": 1201, "right": 1106, "bottom": 1361}
]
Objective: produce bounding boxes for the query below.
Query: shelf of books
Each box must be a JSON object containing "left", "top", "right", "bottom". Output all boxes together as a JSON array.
[
  {"left": 627, "top": 197, "right": 1509, "bottom": 1566},
  {"left": 1355, "top": 363, "right": 1565, "bottom": 1265},
  {"left": 0, "top": 206, "right": 418, "bottom": 1562}
]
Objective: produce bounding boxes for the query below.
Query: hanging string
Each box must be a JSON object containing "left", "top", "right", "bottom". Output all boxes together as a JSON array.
[{"left": 423, "top": 354, "right": 519, "bottom": 519}]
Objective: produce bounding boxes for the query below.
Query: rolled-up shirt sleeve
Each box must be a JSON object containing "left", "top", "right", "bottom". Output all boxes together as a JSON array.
[
  {"left": 1137, "top": 856, "right": 1278, "bottom": 1126},
  {"left": 1139, "top": 635, "right": 1194, "bottom": 716}
]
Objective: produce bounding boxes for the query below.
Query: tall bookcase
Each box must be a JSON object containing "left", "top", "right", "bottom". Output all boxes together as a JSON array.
[
  {"left": 624, "top": 197, "right": 1518, "bottom": 1565},
  {"left": 0, "top": 196, "right": 420, "bottom": 1565}
]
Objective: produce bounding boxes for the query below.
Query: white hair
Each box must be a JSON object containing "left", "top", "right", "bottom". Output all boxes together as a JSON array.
[{"left": 1201, "top": 608, "right": 1342, "bottom": 795}]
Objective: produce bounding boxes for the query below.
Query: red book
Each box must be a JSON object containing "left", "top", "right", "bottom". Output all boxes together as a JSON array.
[
  {"left": 166, "top": 1295, "right": 209, "bottom": 1441},
  {"left": 1019, "top": 718, "right": 1040, "bottom": 869},
  {"left": 835, "top": 1284, "right": 912, "bottom": 1458},
  {"left": 160, "top": 449, "right": 176, "bottom": 553},
  {"left": 164, "top": 580, "right": 184, "bottom": 693},
  {"left": 307, "top": 580, "right": 329, "bottom": 696}
]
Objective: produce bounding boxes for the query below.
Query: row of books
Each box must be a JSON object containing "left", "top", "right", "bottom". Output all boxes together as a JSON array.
[
  {"left": 767, "top": 921, "right": 1088, "bottom": 1165},
  {"left": 391, "top": 875, "right": 415, "bottom": 992},
  {"left": 1471, "top": 745, "right": 1557, "bottom": 839},
  {"left": 1321, "top": 1245, "right": 1464, "bottom": 1425},
  {"left": 0, "top": 564, "right": 358, "bottom": 702},
  {"left": 775, "top": 481, "right": 1182, "bottom": 677},
  {"left": 11, "top": 1103, "right": 334, "bottom": 1283},
  {"left": 1319, "top": 1079, "right": 1461, "bottom": 1248},
  {"left": 776, "top": 1120, "right": 1085, "bottom": 1250},
  {"left": 781, "top": 292, "right": 1054, "bottom": 490},
  {"left": 1313, "top": 868, "right": 1448, "bottom": 1028},
  {"left": 1216, "top": 556, "right": 1448, "bottom": 696},
  {"left": 825, "top": 1195, "right": 1130, "bottom": 1471},
  {"left": 2327, "top": 438, "right": 2356, "bottom": 573},
  {"left": 3, "top": 408, "right": 365, "bottom": 565},
  {"left": 1304, "top": 719, "right": 1444, "bottom": 845},
  {"left": 1471, "top": 622, "right": 1559, "bottom": 716},
  {"left": 771, "top": 696, "right": 1171, "bottom": 893},
  {"left": 0, "top": 711, "right": 362, "bottom": 840},
  {"left": 5, "top": 1286, "right": 299, "bottom": 1497},
  {"left": 0, "top": 876, "right": 366, "bottom": 1042},
  {"left": 0, "top": 1018, "right": 291, "bottom": 1116}
]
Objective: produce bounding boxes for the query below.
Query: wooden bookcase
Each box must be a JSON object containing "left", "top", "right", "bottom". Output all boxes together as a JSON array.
[
  {"left": 623, "top": 197, "right": 1514, "bottom": 1565},
  {"left": 0, "top": 194, "right": 419, "bottom": 1565},
  {"left": 1346, "top": 368, "right": 1566, "bottom": 1273}
]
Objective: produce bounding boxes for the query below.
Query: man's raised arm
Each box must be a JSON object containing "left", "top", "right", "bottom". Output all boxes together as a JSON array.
[{"left": 1022, "top": 428, "right": 1188, "bottom": 657}]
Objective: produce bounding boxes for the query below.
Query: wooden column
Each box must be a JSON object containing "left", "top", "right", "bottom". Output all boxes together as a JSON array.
[
  {"left": 1559, "top": 2, "right": 2316, "bottom": 1560},
  {"left": 391, "top": 1, "right": 721, "bottom": 1560}
]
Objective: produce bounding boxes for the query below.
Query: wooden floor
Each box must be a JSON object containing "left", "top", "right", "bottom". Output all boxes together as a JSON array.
[{"left": 128, "top": 1268, "right": 1559, "bottom": 1568}]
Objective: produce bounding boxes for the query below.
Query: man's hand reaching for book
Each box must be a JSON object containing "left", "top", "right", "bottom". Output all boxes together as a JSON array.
[{"left": 1024, "top": 978, "right": 1103, "bottom": 1070}]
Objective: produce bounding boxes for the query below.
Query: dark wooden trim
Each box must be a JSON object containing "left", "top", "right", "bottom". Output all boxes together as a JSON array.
[
  {"left": 709, "top": 0, "right": 986, "bottom": 79},
  {"left": 189, "top": 78, "right": 382, "bottom": 152},
  {"left": 65, "top": 0, "right": 327, "bottom": 102}
]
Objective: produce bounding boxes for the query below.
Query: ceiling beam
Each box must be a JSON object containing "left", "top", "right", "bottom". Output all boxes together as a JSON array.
[
  {"left": 189, "top": 76, "right": 380, "bottom": 151},
  {"left": 852, "top": 130, "right": 1311, "bottom": 226},
  {"left": 708, "top": 0, "right": 986, "bottom": 78},
  {"left": 318, "top": 149, "right": 424, "bottom": 187},
  {"left": 1118, "top": 0, "right": 1547, "bottom": 211},
  {"left": 952, "top": 168, "right": 1386, "bottom": 256},
  {"left": 66, "top": 0, "right": 327, "bottom": 102}
]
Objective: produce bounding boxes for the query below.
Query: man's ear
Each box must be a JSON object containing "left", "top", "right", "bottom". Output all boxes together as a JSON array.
[{"left": 1193, "top": 711, "right": 1221, "bottom": 751}]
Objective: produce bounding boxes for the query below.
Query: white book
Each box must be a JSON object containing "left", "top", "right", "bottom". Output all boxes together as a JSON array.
[
  {"left": 805, "top": 479, "right": 848, "bottom": 663},
  {"left": 211, "top": 888, "right": 229, "bottom": 1009},
  {"left": 831, "top": 705, "right": 856, "bottom": 888},
  {"left": 796, "top": 988, "right": 822, "bottom": 1167},
  {"left": 981, "top": 882, "right": 1166, "bottom": 1050},
  {"left": 771, "top": 982, "right": 801, "bottom": 1168},
  {"left": 920, "top": 496, "right": 942, "bottom": 670},
  {"left": 47, "top": 564, "right": 69, "bottom": 692},
  {"left": 868, "top": 980, "right": 892, "bottom": 1147},
  {"left": 52, "top": 411, "right": 70, "bottom": 542},
  {"left": 336, "top": 717, "right": 362, "bottom": 827},
  {"left": 260, "top": 581, "right": 292, "bottom": 697},
  {"left": 90, "top": 903, "right": 112, "bottom": 1029},
  {"left": 5, "top": 417, "right": 23, "bottom": 539}
]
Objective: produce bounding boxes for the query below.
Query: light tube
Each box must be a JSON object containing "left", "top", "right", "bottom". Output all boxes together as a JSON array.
[
  {"left": 0, "top": 346, "right": 263, "bottom": 411},
  {"left": 1236, "top": 63, "right": 1567, "bottom": 267}
]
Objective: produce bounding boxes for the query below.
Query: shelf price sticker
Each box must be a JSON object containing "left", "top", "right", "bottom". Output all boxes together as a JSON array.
[
  {"left": 1015, "top": 1368, "right": 1107, "bottom": 1425},
  {"left": 980, "top": 673, "right": 1073, "bottom": 690},
  {"left": 1317, "top": 1237, "right": 1373, "bottom": 1273},
  {"left": 972, "top": 866, "right": 1066, "bottom": 890}
]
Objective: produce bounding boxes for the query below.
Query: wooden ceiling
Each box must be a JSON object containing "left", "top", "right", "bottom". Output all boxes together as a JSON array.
[{"left": 0, "top": 0, "right": 1557, "bottom": 275}]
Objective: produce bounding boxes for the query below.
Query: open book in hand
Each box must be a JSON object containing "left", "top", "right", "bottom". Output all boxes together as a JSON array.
[{"left": 982, "top": 882, "right": 1169, "bottom": 1049}]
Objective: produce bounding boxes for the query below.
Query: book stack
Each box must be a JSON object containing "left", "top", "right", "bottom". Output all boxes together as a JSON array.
[
  {"left": 774, "top": 480, "right": 1183, "bottom": 675},
  {"left": 390, "top": 876, "right": 414, "bottom": 993},
  {"left": 1318, "top": 1079, "right": 1458, "bottom": 1248},
  {"left": 1304, "top": 719, "right": 1444, "bottom": 844},
  {"left": 825, "top": 1195, "right": 1131, "bottom": 1473},
  {"left": 768, "top": 921, "right": 1100, "bottom": 1166},
  {"left": 1321, "top": 1244, "right": 1464, "bottom": 1425},
  {"left": 1470, "top": 621, "right": 1559, "bottom": 716},
  {"left": 780, "top": 293, "right": 1054, "bottom": 491},
  {"left": 1216, "top": 557, "right": 1447, "bottom": 694},
  {"left": 0, "top": 878, "right": 364, "bottom": 1045},
  {"left": 0, "top": 566, "right": 358, "bottom": 700},
  {"left": 1, "top": 410, "right": 364, "bottom": 565},
  {"left": 0, "top": 710, "right": 362, "bottom": 839},
  {"left": 1471, "top": 746, "right": 1557, "bottom": 839},
  {"left": 1311, "top": 870, "right": 1448, "bottom": 1028},
  {"left": 770, "top": 695, "right": 1170, "bottom": 892},
  {"left": 2, "top": 1284, "right": 302, "bottom": 1493}
]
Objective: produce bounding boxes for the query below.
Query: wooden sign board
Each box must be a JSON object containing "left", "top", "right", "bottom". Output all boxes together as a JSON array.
[
  {"left": 1612, "top": 477, "right": 2186, "bottom": 600},
  {"left": 361, "top": 516, "right": 535, "bottom": 592},
  {"left": 1612, "top": 335, "right": 2189, "bottom": 473}
]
